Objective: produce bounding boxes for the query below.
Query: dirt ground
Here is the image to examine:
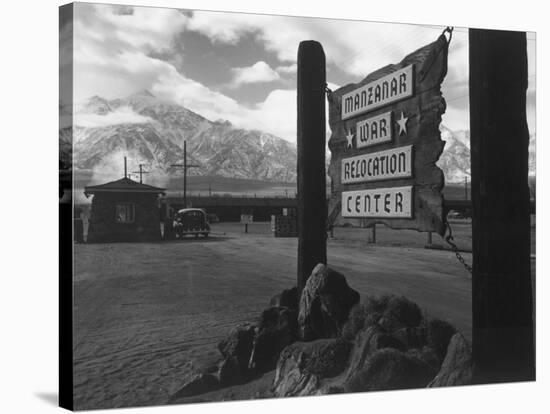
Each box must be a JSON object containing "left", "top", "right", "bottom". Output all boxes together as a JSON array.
[{"left": 72, "top": 221, "right": 533, "bottom": 410}]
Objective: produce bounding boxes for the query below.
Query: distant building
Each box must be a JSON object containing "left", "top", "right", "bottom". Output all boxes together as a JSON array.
[{"left": 84, "top": 177, "right": 165, "bottom": 242}]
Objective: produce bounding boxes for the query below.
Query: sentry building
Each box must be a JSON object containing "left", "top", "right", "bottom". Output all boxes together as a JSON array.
[{"left": 84, "top": 176, "right": 165, "bottom": 243}]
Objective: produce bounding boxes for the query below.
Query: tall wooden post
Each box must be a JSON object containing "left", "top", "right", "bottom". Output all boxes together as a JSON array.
[
  {"left": 297, "top": 41, "right": 327, "bottom": 294},
  {"left": 183, "top": 140, "right": 187, "bottom": 208},
  {"left": 171, "top": 141, "right": 199, "bottom": 209},
  {"left": 469, "top": 29, "right": 535, "bottom": 383}
]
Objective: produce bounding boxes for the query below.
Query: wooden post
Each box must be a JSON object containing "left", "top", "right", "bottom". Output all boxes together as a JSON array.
[
  {"left": 171, "top": 141, "right": 199, "bottom": 210},
  {"left": 369, "top": 224, "right": 377, "bottom": 244},
  {"left": 183, "top": 140, "right": 187, "bottom": 208},
  {"left": 297, "top": 40, "right": 327, "bottom": 294},
  {"left": 469, "top": 29, "right": 535, "bottom": 383}
]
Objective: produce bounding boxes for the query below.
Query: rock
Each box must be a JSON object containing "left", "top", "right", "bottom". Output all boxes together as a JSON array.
[
  {"left": 345, "top": 326, "right": 406, "bottom": 381},
  {"left": 273, "top": 338, "right": 352, "bottom": 397},
  {"left": 249, "top": 306, "right": 297, "bottom": 372},
  {"left": 344, "top": 348, "right": 435, "bottom": 392},
  {"left": 342, "top": 295, "right": 424, "bottom": 340},
  {"left": 217, "top": 357, "right": 244, "bottom": 386},
  {"left": 270, "top": 287, "right": 299, "bottom": 310},
  {"left": 170, "top": 373, "right": 220, "bottom": 400},
  {"left": 407, "top": 346, "right": 441, "bottom": 372},
  {"left": 298, "top": 264, "right": 360, "bottom": 341},
  {"left": 378, "top": 295, "right": 423, "bottom": 332},
  {"left": 428, "top": 333, "right": 473, "bottom": 387},
  {"left": 341, "top": 303, "right": 368, "bottom": 340},
  {"left": 392, "top": 326, "right": 427, "bottom": 349},
  {"left": 217, "top": 323, "right": 256, "bottom": 372},
  {"left": 426, "top": 318, "right": 457, "bottom": 362}
]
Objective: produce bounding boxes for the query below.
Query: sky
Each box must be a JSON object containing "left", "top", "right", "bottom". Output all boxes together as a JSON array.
[{"left": 60, "top": 3, "right": 536, "bottom": 143}]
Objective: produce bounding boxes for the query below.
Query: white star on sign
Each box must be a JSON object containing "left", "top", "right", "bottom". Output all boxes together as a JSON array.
[
  {"left": 345, "top": 130, "right": 354, "bottom": 148},
  {"left": 397, "top": 111, "right": 409, "bottom": 135}
]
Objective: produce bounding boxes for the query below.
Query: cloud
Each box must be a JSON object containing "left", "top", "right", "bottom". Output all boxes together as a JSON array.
[
  {"left": 74, "top": 106, "right": 154, "bottom": 128},
  {"left": 72, "top": 4, "right": 298, "bottom": 142},
  {"left": 70, "top": 4, "right": 534, "bottom": 142},
  {"left": 276, "top": 63, "right": 297, "bottom": 75},
  {"left": 152, "top": 63, "right": 296, "bottom": 140},
  {"left": 185, "top": 12, "right": 456, "bottom": 77},
  {"left": 182, "top": 12, "right": 474, "bottom": 132},
  {"left": 86, "top": 4, "right": 188, "bottom": 51},
  {"left": 229, "top": 61, "right": 280, "bottom": 87},
  {"left": 72, "top": 3, "right": 189, "bottom": 101}
]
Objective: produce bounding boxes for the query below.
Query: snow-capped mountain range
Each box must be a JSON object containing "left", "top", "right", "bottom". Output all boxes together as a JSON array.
[
  {"left": 60, "top": 90, "right": 536, "bottom": 184},
  {"left": 66, "top": 90, "right": 297, "bottom": 182}
]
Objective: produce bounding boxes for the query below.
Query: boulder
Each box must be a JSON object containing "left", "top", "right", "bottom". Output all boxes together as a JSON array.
[
  {"left": 345, "top": 325, "right": 406, "bottom": 381},
  {"left": 344, "top": 348, "right": 435, "bottom": 392},
  {"left": 217, "top": 323, "right": 256, "bottom": 372},
  {"left": 298, "top": 264, "right": 360, "bottom": 341},
  {"left": 377, "top": 295, "right": 423, "bottom": 332},
  {"left": 248, "top": 306, "right": 297, "bottom": 372},
  {"left": 407, "top": 346, "right": 441, "bottom": 373},
  {"left": 273, "top": 338, "right": 352, "bottom": 397},
  {"left": 428, "top": 333, "right": 473, "bottom": 387},
  {"left": 270, "top": 287, "right": 299, "bottom": 310},
  {"left": 426, "top": 318, "right": 457, "bottom": 362},
  {"left": 392, "top": 326, "right": 427, "bottom": 349},
  {"left": 342, "top": 295, "right": 424, "bottom": 340}
]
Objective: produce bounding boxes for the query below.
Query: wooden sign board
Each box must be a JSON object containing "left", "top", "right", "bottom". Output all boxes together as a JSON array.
[
  {"left": 240, "top": 214, "right": 253, "bottom": 224},
  {"left": 328, "top": 35, "right": 449, "bottom": 235}
]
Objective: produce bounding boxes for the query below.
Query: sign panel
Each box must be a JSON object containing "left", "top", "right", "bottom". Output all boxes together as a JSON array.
[
  {"left": 356, "top": 111, "right": 393, "bottom": 148},
  {"left": 341, "top": 65, "right": 413, "bottom": 120},
  {"left": 342, "top": 186, "right": 413, "bottom": 218},
  {"left": 342, "top": 145, "right": 412, "bottom": 184},
  {"left": 327, "top": 34, "right": 449, "bottom": 235},
  {"left": 240, "top": 214, "right": 253, "bottom": 224}
]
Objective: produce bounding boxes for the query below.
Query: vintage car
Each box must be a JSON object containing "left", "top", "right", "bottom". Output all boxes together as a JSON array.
[{"left": 173, "top": 208, "right": 210, "bottom": 238}]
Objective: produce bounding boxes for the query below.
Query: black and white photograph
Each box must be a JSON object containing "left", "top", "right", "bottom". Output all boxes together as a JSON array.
[{"left": 55, "top": 0, "right": 539, "bottom": 411}]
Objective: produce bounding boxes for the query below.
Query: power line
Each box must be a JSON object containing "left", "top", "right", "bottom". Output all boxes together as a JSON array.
[
  {"left": 131, "top": 164, "right": 149, "bottom": 184},
  {"left": 171, "top": 140, "right": 200, "bottom": 208}
]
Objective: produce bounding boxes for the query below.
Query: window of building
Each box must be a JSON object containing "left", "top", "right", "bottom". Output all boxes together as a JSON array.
[{"left": 115, "top": 203, "right": 135, "bottom": 223}]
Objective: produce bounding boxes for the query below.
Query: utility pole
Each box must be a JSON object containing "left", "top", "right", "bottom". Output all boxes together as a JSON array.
[
  {"left": 464, "top": 176, "right": 468, "bottom": 200},
  {"left": 132, "top": 164, "right": 149, "bottom": 184},
  {"left": 124, "top": 156, "right": 128, "bottom": 178},
  {"left": 296, "top": 40, "right": 327, "bottom": 295},
  {"left": 171, "top": 140, "right": 199, "bottom": 208},
  {"left": 469, "top": 29, "right": 534, "bottom": 384}
]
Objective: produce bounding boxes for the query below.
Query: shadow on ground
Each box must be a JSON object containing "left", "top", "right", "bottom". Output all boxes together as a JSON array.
[{"left": 35, "top": 392, "right": 57, "bottom": 406}]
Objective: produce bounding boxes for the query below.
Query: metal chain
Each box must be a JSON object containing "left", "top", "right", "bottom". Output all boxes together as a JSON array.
[
  {"left": 443, "top": 26, "right": 454, "bottom": 44},
  {"left": 445, "top": 221, "right": 473, "bottom": 274}
]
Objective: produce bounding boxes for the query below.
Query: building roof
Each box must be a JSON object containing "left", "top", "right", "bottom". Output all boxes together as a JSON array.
[
  {"left": 163, "top": 195, "right": 298, "bottom": 208},
  {"left": 84, "top": 177, "right": 166, "bottom": 197}
]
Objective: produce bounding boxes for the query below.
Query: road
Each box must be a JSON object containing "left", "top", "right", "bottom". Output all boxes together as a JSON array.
[{"left": 72, "top": 222, "right": 476, "bottom": 409}]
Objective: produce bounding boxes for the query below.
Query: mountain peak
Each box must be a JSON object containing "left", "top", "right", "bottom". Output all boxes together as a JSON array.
[
  {"left": 81, "top": 95, "right": 112, "bottom": 115},
  {"left": 89, "top": 94, "right": 108, "bottom": 102}
]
